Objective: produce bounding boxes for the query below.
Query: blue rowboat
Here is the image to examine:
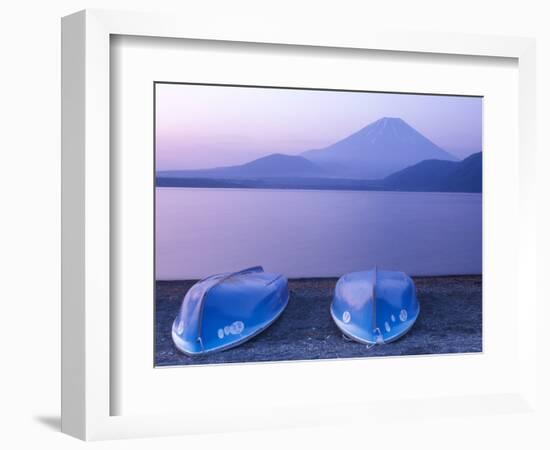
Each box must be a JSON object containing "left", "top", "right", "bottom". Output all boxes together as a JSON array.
[
  {"left": 331, "top": 268, "right": 419, "bottom": 346},
  {"left": 172, "top": 266, "right": 289, "bottom": 355}
]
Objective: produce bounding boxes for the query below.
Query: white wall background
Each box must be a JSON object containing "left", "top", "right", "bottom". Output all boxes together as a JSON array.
[{"left": 0, "top": 1, "right": 548, "bottom": 448}]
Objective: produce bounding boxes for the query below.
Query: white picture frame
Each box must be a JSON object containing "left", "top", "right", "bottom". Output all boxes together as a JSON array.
[{"left": 61, "top": 9, "right": 538, "bottom": 441}]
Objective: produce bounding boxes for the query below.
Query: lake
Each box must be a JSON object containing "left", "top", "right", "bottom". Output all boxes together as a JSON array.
[{"left": 155, "top": 188, "right": 482, "bottom": 280}]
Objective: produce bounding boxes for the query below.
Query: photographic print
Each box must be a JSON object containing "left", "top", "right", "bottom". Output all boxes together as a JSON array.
[{"left": 154, "top": 83, "right": 482, "bottom": 366}]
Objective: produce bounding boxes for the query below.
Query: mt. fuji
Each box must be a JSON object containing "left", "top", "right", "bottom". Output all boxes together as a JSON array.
[{"left": 301, "top": 117, "right": 458, "bottom": 179}]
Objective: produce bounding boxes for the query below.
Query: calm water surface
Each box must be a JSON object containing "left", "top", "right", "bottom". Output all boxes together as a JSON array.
[{"left": 155, "top": 188, "right": 482, "bottom": 280}]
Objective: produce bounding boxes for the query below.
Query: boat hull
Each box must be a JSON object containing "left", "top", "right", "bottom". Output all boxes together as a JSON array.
[
  {"left": 331, "top": 268, "right": 419, "bottom": 345},
  {"left": 172, "top": 266, "right": 289, "bottom": 355}
]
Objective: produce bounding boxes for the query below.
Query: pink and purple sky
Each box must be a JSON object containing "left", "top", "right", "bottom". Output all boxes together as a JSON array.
[{"left": 155, "top": 83, "right": 482, "bottom": 171}]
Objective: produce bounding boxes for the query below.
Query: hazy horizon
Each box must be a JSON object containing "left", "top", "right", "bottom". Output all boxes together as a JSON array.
[{"left": 156, "top": 83, "right": 482, "bottom": 171}]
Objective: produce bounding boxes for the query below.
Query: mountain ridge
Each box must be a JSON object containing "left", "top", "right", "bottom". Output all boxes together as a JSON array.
[
  {"left": 156, "top": 117, "right": 480, "bottom": 192},
  {"left": 157, "top": 152, "right": 482, "bottom": 193}
]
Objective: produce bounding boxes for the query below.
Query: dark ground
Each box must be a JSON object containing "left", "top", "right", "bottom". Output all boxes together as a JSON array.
[{"left": 155, "top": 276, "right": 482, "bottom": 366}]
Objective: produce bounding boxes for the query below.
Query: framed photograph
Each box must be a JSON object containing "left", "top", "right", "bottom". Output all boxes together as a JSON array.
[
  {"left": 154, "top": 82, "right": 483, "bottom": 367},
  {"left": 61, "top": 9, "right": 538, "bottom": 440}
]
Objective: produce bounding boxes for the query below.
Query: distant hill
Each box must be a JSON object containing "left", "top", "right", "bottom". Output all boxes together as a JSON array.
[
  {"left": 382, "top": 152, "right": 482, "bottom": 193},
  {"left": 157, "top": 153, "right": 482, "bottom": 193},
  {"left": 157, "top": 153, "right": 326, "bottom": 179},
  {"left": 302, "top": 117, "right": 458, "bottom": 179},
  {"left": 157, "top": 152, "right": 481, "bottom": 193}
]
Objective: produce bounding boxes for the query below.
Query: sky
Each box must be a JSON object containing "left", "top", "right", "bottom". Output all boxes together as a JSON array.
[{"left": 155, "top": 83, "right": 482, "bottom": 171}]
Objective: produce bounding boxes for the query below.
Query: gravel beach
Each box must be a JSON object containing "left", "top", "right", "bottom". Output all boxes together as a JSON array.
[{"left": 155, "top": 276, "right": 482, "bottom": 366}]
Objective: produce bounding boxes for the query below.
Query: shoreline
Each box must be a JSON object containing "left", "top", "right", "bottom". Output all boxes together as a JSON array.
[
  {"left": 155, "top": 184, "right": 483, "bottom": 195},
  {"left": 155, "top": 275, "right": 482, "bottom": 366},
  {"left": 157, "top": 273, "right": 482, "bottom": 283}
]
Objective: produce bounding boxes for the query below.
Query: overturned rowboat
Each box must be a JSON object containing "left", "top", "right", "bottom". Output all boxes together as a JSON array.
[
  {"left": 331, "top": 268, "right": 419, "bottom": 346},
  {"left": 172, "top": 266, "right": 289, "bottom": 355}
]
